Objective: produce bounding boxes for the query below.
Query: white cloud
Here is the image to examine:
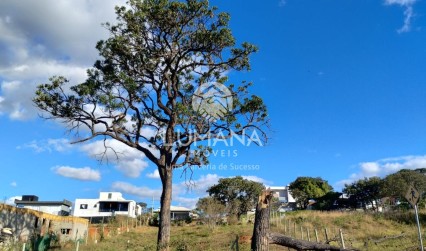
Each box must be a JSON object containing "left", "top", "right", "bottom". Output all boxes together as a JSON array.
[
  {"left": 278, "top": 0, "right": 286, "bottom": 7},
  {"left": 4, "top": 196, "right": 21, "bottom": 205},
  {"left": 336, "top": 155, "right": 426, "bottom": 188},
  {"left": 241, "top": 175, "right": 270, "bottom": 185},
  {"left": 112, "top": 173, "right": 269, "bottom": 209},
  {"left": 174, "top": 197, "right": 199, "bottom": 209},
  {"left": 16, "top": 140, "right": 45, "bottom": 153},
  {"left": 18, "top": 137, "right": 151, "bottom": 178},
  {"left": 385, "top": 0, "right": 416, "bottom": 4},
  {"left": 53, "top": 166, "right": 101, "bottom": 181},
  {"left": 146, "top": 169, "right": 160, "bottom": 179},
  {"left": 10, "top": 181, "right": 17, "bottom": 187},
  {"left": 17, "top": 138, "right": 73, "bottom": 153},
  {"left": 111, "top": 181, "right": 162, "bottom": 198},
  {"left": 178, "top": 173, "right": 222, "bottom": 195},
  {"left": 80, "top": 139, "right": 149, "bottom": 178},
  {"left": 0, "top": 0, "right": 126, "bottom": 120},
  {"left": 174, "top": 173, "right": 269, "bottom": 196},
  {"left": 384, "top": 0, "right": 418, "bottom": 33}
]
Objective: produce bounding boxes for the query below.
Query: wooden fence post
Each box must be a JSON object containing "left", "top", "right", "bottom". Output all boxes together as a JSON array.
[
  {"left": 339, "top": 229, "right": 346, "bottom": 249},
  {"left": 314, "top": 229, "right": 319, "bottom": 243},
  {"left": 325, "top": 228, "right": 329, "bottom": 242},
  {"left": 293, "top": 222, "right": 296, "bottom": 238},
  {"left": 307, "top": 228, "right": 311, "bottom": 241},
  {"left": 284, "top": 219, "right": 287, "bottom": 234}
]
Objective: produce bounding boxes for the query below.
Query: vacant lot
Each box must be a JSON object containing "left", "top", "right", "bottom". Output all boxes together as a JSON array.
[{"left": 60, "top": 210, "right": 424, "bottom": 251}]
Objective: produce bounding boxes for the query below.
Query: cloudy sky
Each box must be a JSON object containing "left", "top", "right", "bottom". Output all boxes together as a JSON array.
[{"left": 1, "top": 0, "right": 426, "bottom": 209}]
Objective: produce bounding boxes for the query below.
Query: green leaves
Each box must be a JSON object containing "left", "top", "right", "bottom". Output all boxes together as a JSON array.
[
  {"left": 207, "top": 176, "right": 264, "bottom": 218},
  {"left": 289, "top": 177, "right": 333, "bottom": 209},
  {"left": 343, "top": 177, "right": 382, "bottom": 210},
  {"left": 33, "top": 0, "right": 268, "bottom": 168}
]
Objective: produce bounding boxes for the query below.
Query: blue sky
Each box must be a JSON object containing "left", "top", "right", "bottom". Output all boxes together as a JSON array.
[{"left": 1, "top": 0, "right": 426, "bottom": 209}]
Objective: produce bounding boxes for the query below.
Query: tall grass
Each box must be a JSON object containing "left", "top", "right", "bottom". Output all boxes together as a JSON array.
[{"left": 58, "top": 210, "right": 426, "bottom": 250}]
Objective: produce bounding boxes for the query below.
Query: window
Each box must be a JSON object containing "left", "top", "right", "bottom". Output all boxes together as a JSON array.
[
  {"left": 80, "top": 204, "right": 88, "bottom": 209},
  {"left": 61, "top": 229, "right": 71, "bottom": 235},
  {"left": 108, "top": 193, "right": 112, "bottom": 199}
]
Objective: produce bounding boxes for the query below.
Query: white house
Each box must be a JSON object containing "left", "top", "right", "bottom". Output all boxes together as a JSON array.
[
  {"left": 15, "top": 195, "right": 72, "bottom": 216},
  {"left": 73, "top": 192, "right": 141, "bottom": 222},
  {"left": 154, "top": 206, "right": 191, "bottom": 220},
  {"left": 268, "top": 186, "right": 295, "bottom": 203}
]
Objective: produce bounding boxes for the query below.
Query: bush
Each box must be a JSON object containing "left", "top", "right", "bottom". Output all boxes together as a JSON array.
[
  {"left": 227, "top": 215, "right": 239, "bottom": 225},
  {"left": 149, "top": 213, "right": 159, "bottom": 226},
  {"left": 185, "top": 216, "right": 192, "bottom": 224}
]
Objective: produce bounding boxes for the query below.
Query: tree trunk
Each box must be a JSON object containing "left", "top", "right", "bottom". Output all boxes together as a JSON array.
[
  {"left": 157, "top": 166, "right": 173, "bottom": 251},
  {"left": 268, "top": 232, "right": 359, "bottom": 251},
  {"left": 251, "top": 189, "right": 273, "bottom": 251}
]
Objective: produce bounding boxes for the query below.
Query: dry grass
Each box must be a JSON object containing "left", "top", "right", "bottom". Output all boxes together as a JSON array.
[
  {"left": 60, "top": 210, "right": 424, "bottom": 251},
  {"left": 278, "top": 210, "right": 421, "bottom": 250}
]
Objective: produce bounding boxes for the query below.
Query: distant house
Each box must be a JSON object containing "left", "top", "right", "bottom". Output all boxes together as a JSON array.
[
  {"left": 14, "top": 195, "right": 72, "bottom": 216},
  {"left": 268, "top": 186, "right": 297, "bottom": 211},
  {"left": 268, "top": 186, "right": 296, "bottom": 203},
  {"left": 73, "top": 192, "right": 141, "bottom": 223},
  {"left": 155, "top": 206, "right": 191, "bottom": 220}
]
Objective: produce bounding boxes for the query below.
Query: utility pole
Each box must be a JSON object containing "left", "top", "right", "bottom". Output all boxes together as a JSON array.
[{"left": 151, "top": 196, "right": 154, "bottom": 216}]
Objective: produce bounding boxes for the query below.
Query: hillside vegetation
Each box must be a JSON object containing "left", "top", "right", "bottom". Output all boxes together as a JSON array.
[{"left": 60, "top": 210, "right": 425, "bottom": 251}]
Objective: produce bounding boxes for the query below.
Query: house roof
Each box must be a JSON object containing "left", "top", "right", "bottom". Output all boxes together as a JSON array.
[
  {"left": 268, "top": 186, "right": 288, "bottom": 190},
  {"left": 154, "top": 206, "right": 191, "bottom": 213},
  {"left": 15, "top": 199, "right": 72, "bottom": 207},
  {"left": 170, "top": 206, "right": 191, "bottom": 211}
]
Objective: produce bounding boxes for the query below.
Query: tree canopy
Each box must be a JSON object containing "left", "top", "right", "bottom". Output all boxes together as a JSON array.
[
  {"left": 33, "top": 0, "right": 268, "bottom": 250},
  {"left": 289, "top": 177, "right": 333, "bottom": 209},
  {"left": 207, "top": 176, "right": 264, "bottom": 219},
  {"left": 343, "top": 176, "right": 382, "bottom": 210},
  {"left": 382, "top": 169, "right": 426, "bottom": 202},
  {"left": 196, "top": 196, "right": 226, "bottom": 228}
]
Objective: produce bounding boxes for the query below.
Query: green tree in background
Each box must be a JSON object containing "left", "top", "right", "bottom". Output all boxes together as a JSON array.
[
  {"left": 33, "top": 0, "right": 268, "bottom": 249},
  {"left": 289, "top": 177, "right": 333, "bottom": 209},
  {"left": 207, "top": 176, "right": 264, "bottom": 220},
  {"left": 314, "top": 191, "right": 344, "bottom": 210},
  {"left": 382, "top": 169, "right": 426, "bottom": 205},
  {"left": 343, "top": 176, "right": 382, "bottom": 211},
  {"left": 196, "top": 196, "right": 226, "bottom": 229}
]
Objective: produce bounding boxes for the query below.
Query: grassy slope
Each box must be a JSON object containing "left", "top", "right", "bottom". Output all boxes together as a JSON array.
[{"left": 63, "top": 211, "right": 424, "bottom": 251}]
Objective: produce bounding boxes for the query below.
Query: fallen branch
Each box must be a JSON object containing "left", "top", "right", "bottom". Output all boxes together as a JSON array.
[
  {"left": 268, "top": 232, "right": 360, "bottom": 251},
  {"left": 365, "top": 233, "right": 406, "bottom": 245},
  {"left": 325, "top": 236, "right": 339, "bottom": 245}
]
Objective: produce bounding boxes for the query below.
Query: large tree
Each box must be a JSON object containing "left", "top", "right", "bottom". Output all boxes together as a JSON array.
[
  {"left": 343, "top": 177, "right": 382, "bottom": 211},
  {"left": 207, "top": 176, "right": 264, "bottom": 220},
  {"left": 196, "top": 196, "right": 226, "bottom": 229},
  {"left": 289, "top": 177, "right": 333, "bottom": 209},
  {"left": 382, "top": 169, "right": 426, "bottom": 204},
  {"left": 33, "top": 0, "right": 268, "bottom": 250}
]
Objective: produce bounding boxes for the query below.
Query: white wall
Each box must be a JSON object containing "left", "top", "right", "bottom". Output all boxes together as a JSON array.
[
  {"left": 73, "top": 197, "right": 138, "bottom": 218},
  {"left": 19, "top": 205, "right": 70, "bottom": 216},
  {"left": 73, "top": 199, "right": 100, "bottom": 218},
  {"left": 99, "top": 192, "right": 124, "bottom": 201}
]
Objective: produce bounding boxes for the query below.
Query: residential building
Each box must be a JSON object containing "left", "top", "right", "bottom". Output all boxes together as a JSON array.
[
  {"left": 268, "top": 186, "right": 296, "bottom": 211},
  {"left": 73, "top": 192, "right": 141, "bottom": 222},
  {"left": 0, "top": 203, "right": 88, "bottom": 242},
  {"left": 154, "top": 206, "right": 191, "bottom": 220},
  {"left": 14, "top": 195, "right": 72, "bottom": 216},
  {"left": 268, "top": 186, "right": 295, "bottom": 203}
]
